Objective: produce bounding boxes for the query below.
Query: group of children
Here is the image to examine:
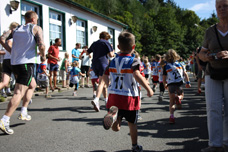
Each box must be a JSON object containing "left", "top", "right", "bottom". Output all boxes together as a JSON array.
[{"left": 36, "top": 31, "right": 191, "bottom": 152}]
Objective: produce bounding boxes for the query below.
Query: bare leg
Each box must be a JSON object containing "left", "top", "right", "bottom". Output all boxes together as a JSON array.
[
  {"left": 5, "top": 83, "right": 28, "bottom": 117},
  {"left": 81, "top": 77, "right": 85, "bottom": 87},
  {"left": 49, "top": 71, "right": 53, "bottom": 90},
  {"left": 0, "top": 73, "right": 10, "bottom": 90},
  {"left": 22, "top": 78, "right": 36, "bottom": 107},
  {"left": 53, "top": 71, "right": 58, "bottom": 88},
  {"left": 169, "top": 93, "right": 176, "bottom": 115},
  {"left": 95, "top": 76, "right": 106, "bottom": 98},
  {"left": 128, "top": 122, "right": 138, "bottom": 145}
]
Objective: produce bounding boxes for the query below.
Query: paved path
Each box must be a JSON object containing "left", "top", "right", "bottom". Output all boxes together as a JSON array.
[{"left": 0, "top": 75, "right": 208, "bottom": 152}]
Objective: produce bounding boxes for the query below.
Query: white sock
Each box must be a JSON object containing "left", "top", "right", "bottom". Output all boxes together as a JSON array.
[
  {"left": 2, "top": 115, "right": 10, "bottom": 124},
  {"left": 21, "top": 107, "right": 28, "bottom": 116},
  {"left": 105, "top": 98, "right": 108, "bottom": 103},
  {"left": 6, "top": 88, "right": 11, "bottom": 93},
  {"left": 94, "top": 97, "right": 99, "bottom": 102},
  {"left": 2, "top": 89, "right": 5, "bottom": 94}
]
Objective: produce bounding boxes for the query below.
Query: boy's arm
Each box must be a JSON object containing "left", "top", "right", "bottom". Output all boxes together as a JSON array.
[
  {"left": 79, "top": 72, "right": 85, "bottom": 77},
  {"left": 133, "top": 70, "right": 153, "bottom": 97},
  {"left": 43, "top": 69, "right": 50, "bottom": 77}
]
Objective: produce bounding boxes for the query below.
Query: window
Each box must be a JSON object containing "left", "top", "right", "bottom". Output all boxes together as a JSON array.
[
  {"left": 21, "top": 1, "right": 42, "bottom": 26},
  {"left": 49, "top": 10, "right": 65, "bottom": 50},
  {"left": 108, "top": 28, "right": 115, "bottom": 49},
  {"left": 76, "top": 19, "right": 87, "bottom": 47}
]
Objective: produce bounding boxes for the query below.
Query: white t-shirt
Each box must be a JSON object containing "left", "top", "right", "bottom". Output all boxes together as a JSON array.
[{"left": 11, "top": 23, "right": 37, "bottom": 65}]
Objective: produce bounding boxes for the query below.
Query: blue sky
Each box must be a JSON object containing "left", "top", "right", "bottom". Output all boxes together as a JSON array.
[{"left": 173, "top": 0, "right": 216, "bottom": 19}]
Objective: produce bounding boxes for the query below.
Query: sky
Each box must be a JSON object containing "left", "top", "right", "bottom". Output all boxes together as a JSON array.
[{"left": 173, "top": 0, "right": 216, "bottom": 20}]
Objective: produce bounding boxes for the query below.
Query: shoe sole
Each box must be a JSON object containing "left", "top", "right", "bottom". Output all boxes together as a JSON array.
[
  {"left": 175, "top": 96, "right": 182, "bottom": 109},
  {"left": 91, "top": 101, "right": 99, "bottom": 112},
  {"left": 103, "top": 106, "right": 118, "bottom": 130},
  {"left": 18, "top": 116, "right": 31, "bottom": 121}
]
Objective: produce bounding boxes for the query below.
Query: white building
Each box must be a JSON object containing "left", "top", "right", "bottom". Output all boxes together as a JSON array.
[{"left": 0, "top": 0, "right": 127, "bottom": 62}]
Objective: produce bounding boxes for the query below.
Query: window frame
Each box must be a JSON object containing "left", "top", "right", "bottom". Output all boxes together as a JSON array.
[
  {"left": 108, "top": 27, "right": 115, "bottom": 50},
  {"left": 76, "top": 18, "right": 88, "bottom": 48},
  {"left": 49, "top": 8, "right": 66, "bottom": 51}
]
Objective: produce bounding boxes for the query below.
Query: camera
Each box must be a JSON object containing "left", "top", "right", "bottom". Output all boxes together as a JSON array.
[{"left": 208, "top": 53, "right": 218, "bottom": 60}]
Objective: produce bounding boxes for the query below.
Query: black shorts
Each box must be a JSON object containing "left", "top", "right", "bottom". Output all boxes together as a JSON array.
[
  {"left": 118, "top": 109, "right": 139, "bottom": 124},
  {"left": 2, "top": 59, "right": 12, "bottom": 76},
  {"left": 81, "top": 65, "right": 90, "bottom": 77},
  {"left": 145, "top": 74, "right": 149, "bottom": 79},
  {"left": 168, "top": 82, "right": 183, "bottom": 94},
  {"left": 12, "top": 64, "right": 34, "bottom": 86},
  {"left": 48, "top": 63, "right": 59, "bottom": 72}
]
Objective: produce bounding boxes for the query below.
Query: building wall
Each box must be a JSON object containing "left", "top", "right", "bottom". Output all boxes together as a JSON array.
[{"left": 0, "top": 0, "right": 124, "bottom": 63}]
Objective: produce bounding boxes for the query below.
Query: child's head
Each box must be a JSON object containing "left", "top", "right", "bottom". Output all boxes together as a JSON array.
[
  {"left": 133, "top": 51, "right": 140, "bottom": 59},
  {"left": 144, "top": 57, "right": 149, "bottom": 64},
  {"left": 99, "top": 31, "right": 111, "bottom": 40},
  {"left": 65, "top": 52, "right": 69, "bottom": 59},
  {"left": 155, "top": 54, "right": 161, "bottom": 62},
  {"left": 118, "top": 31, "right": 135, "bottom": 53},
  {"left": 165, "top": 49, "right": 180, "bottom": 63},
  {"left": 72, "top": 61, "right": 79, "bottom": 67},
  {"left": 82, "top": 45, "right": 88, "bottom": 50},
  {"left": 40, "top": 56, "right": 46, "bottom": 62}
]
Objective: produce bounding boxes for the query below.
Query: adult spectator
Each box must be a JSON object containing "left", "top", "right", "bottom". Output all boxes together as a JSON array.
[
  {"left": 47, "top": 38, "right": 61, "bottom": 91},
  {"left": 0, "top": 11, "right": 45, "bottom": 135},
  {"left": 79, "top": 46, "right": 91, "bottom": 88},
  {"left": 199, "top": 0, "right": 228, "bottom": 151},
  {"left": 72, "top": 43, "right": 81, "bottom": 63},
  {"left": 87, "top": 31, "right": 114, "bottom": 112}
]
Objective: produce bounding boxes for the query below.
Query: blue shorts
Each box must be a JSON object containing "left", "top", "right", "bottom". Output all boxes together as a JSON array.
[
  {"left": 48, "top": 63, "right": 59, "bottom": 72},
  {"left": 92, "top": 63, "right": 108, "bottom": 77}
]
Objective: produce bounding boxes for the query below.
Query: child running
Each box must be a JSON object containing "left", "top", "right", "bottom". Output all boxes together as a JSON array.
[
  {"left": 143, "top": 56, "right": 151, "bottom": 84},
  {"left": 37, "top": 56, "right": 51, "bottom": 98},
  {"left": 69, "top": 61, "right": 85, "bottom": 96},
  {"left": 151, "top": 54, "right": 161, "bottom": 92},
  {"left": 163, "top": 49, "right": 191, "bottom": 124},
  {"left": 89, "top": 67, "right": 99, "bottom": 98},
  {"left": 157, "top": 57, "right": 166, "bottom": 102},
  {"left": 102, "top": 31, "right": 153, "bottom": 152}
]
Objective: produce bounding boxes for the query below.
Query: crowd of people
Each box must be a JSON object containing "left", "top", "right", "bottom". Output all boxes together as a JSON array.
[{"left": 0, "top": 0, "right": 228, "bottom": 151}]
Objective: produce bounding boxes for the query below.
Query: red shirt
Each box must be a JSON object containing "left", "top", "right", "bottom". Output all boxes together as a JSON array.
[{"left": 47, "top": 45, "right": 59, "bottom": 64}]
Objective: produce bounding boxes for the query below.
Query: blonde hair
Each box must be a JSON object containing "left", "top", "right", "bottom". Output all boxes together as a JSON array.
[
  {"left": 165, "top": 49, "right": 180, "bottom": 63},
  {"left": 72, "top": 61, "right": 79, "bottom": 67},
  {"left": 9, "top": 22, "right": 19, "bottom": 30}
]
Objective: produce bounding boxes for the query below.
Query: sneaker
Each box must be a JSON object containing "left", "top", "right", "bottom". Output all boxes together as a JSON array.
[
  {"left": 45, "top": 95, "right": 52, "bottom": 98},
  {"left": 0, "top": 120, "right": 14, "bottom": 135},
  {"left": 85, "top": 85, "right": 90, "bottom": 88},
  {"left": 72, "top": 92, "right": 77, "bottom": 96},
  {"left": 91, "top": 100, "right": 100, "bottom": 112},
  {"left": 175, "top": 96, "right": 182, "bottom": 109},
  {"left": 132, "top": 145, "right": 143, "bottom": 152},
  {"left": 80, "top": 85, "right": 84, "bottom": 88},
  {"left": 6, "top": 92, "right": 12, "bottom": 96},
  {"left": 201, "top": 146, "right": 225, "bottom": 152},
  {"left": 103, "top": 106, "right": 118, "bottom": 130},
  {"left": 137, "top": 115, "right": 143, "bottom": 120},
  {"left": 17, "top": 114, "right": 32, "bottom": 121},
  {"left": 169, "top": 116, "right": 175, "bottom": 124},
  {"left": 1, "top": 93, "right": 7, "bottom": 98},
  {"left": 94, "top": 82, "right": 98, "bottom": 91}
]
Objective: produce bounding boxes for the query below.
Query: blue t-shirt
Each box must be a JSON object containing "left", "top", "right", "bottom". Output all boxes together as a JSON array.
[
  {"left": 70, "top": 67, "right": 81, "bottom": 76},
  {"left": 87, "top": 39, "right": 113, "bottom": 68},
  {"left": 72, "top": 48, "right": 80, "bottom": 62}
]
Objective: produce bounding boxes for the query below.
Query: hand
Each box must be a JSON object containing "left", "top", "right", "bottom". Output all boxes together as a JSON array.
[
  {"left": 217, "top": 50, "right": 228, "bottom": 59},
  {"left": 185, "top": 84, "right": 191, "bottom": 88},
  {"left": 147, "top": 89, "right": 154, "bottom": 97}
]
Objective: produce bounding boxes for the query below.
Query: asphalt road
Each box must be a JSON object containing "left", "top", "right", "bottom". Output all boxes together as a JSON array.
[{"left": 0, "top": 75, "right": 208, "bottom": 152}]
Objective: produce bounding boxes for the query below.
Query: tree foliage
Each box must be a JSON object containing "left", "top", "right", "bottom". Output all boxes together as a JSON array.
[{"left": 71, "top": 0, "right": 218, "bottom": 59}]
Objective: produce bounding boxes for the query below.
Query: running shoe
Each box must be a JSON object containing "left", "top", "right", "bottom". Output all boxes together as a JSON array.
[
  {"left": 175, "top": 96, "right": 182, "bottom": 109},
  {"left": 45, "top": 95, "right": 52, "bottom": 98},
  {"left": 169, "top": 116, "right": 175, "bottom": 124},
  {"left": 72, "top": 92, "right": 77, "bottom": 96},
  {"left": 1, "top": 93, "right": 7, "bottom": 98},
  {"left": 158, "top": 95, "right": 163, "bottom": 102},
  {"left": 137, "top": 115, "right": 143, "bottom": 120},
  {"left": 91, "top": 100, "right": 100, "bottom": 112},
  {"left": 103, "top": 106, "right": 118, "bottom": 130},
  {"left": 132, "top": 145, "right": 143, "bottom": 152},
  {"left": 0, "top": 120, "right": 14, "bottom": 135},
  {"left": 17, "top": 114, "right": 32, "bottom": 121},
  {"left": 85, "top": 85, "right": 90, "bottom": 88},
  {"left": 201, "top": 146, "right": 225, "bottom": 152}
]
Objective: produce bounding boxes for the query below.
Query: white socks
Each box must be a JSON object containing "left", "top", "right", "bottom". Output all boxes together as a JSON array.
[
  {"left": 2, "top": 115, "right": 10, "bottom": 125},
  {"left": 21, "top": 107, "right": 28, "bottom": 116}
]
